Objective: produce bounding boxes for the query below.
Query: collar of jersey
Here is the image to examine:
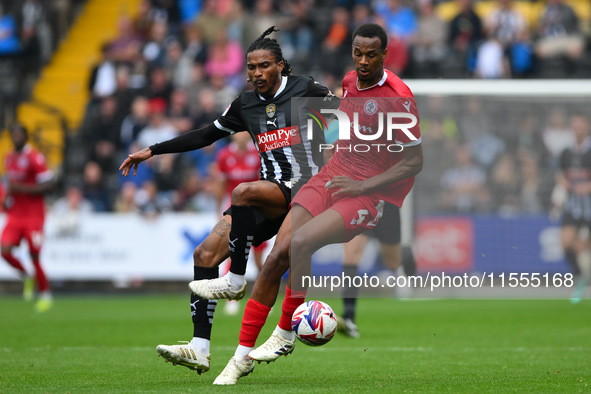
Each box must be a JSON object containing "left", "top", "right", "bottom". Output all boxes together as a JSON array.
[
  {"left": 257, "top": 76, "right": 288, "bottom": 101},
  {"left": 356, "top": 70, "right": 387, "bottom": 91},
  {"left": 16, "top": 144, "right": 33, "bottom": 155}
]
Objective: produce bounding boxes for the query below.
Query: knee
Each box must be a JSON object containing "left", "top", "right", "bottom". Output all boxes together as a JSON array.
[
  {"left": 1, "top": 246, "right": 12, "bottom": 258},
  {"left": 290, "top": 232, "right": 314, "bottom": 260},
  {"left": 231, "top": 183, "right": 257, "bottom": 206}
]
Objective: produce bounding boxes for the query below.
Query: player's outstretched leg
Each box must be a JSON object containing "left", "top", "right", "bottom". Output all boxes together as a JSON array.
[
  {"left": 157, "top": 218, "right": 230, "bottom": 373},
  {"left": 213, "top": 356, "right": 255, "bottom": 385},
  {"left": 248, "top": 325, "right": 295, "bottom": 363},
  {"left": 1, "top": 246, "right": 34, "bottom": 301},
  {"left": 31, "top": 254, "right": 52, "bottom": 312},
  {"left": 248, "top": 286, "right": 303, "bottom": 362}
]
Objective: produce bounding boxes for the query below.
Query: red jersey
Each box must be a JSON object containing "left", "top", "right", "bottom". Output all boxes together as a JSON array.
[
  {"left": 216, "top": 141, "right": 261, "bottom": 197},
  {"left": 325, "top": 70, "right": 421, "bottom": 207},
  {"left": 4, "top": 144, "right": 52, "bottom": 221}
]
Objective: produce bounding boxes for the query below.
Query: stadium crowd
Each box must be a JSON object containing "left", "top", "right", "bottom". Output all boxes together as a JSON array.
[{"left": 1, "top": 0, "right": 591, "bottom": 216}]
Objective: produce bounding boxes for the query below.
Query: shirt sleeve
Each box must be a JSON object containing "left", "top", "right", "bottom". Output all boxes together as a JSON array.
[
  {"left": 391, "top": 97, "right": 421, "bottom": 147},
  {"left": 307, "top": 78, "right": 339, "bottom": 107},
  {"left": 214, "top": 96, "right": 246, "bottom": 134}
]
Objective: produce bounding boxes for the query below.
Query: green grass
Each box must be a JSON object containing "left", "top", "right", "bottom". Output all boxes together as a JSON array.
[{"left": 1, "top": 294, "right": 590, "bottom": 393}]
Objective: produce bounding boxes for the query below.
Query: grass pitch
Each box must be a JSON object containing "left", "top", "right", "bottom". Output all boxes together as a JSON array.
[{"left": 1, "top": 293, "right": 590, "bottom": 393}]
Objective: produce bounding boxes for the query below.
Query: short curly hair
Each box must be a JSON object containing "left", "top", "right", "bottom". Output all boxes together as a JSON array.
[{"left": 352, "top": 23, "right": 388, "bottom": 52}]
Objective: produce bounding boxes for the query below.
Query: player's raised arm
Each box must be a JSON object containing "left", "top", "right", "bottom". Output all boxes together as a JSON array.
[{"left": 119, "top": 123, "right": 231, "bottom": 177}]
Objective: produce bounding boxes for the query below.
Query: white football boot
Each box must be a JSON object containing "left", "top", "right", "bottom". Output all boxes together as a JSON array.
[
  {"left": 189, "top": 274, "right": 246, "bottom": 300},
  {"left": 156, "top": 342, "right": 210, "bottom": 374},
  {"left": 248, "top": 326, "right": 295, "bottom": 363},
  {"left": 213, "top": 356, "right": 255, "bottom": 385}
]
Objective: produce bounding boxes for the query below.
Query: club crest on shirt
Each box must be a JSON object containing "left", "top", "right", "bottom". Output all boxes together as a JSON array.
[
  {"left": 266, "top": 103, "right": 276, "bottom": 118},
  {"left": 364, "top": 99, "right": 378, "bottom": 115}
]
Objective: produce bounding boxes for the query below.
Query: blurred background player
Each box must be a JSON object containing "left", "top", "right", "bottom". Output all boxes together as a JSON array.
[
  {"left": 1, "top": 123, "right": 55, "bottom": 312},
  {"left": 337, "top": 203, "right": 416, "bottom": 338},
  {"left": 554, "top": 113, "right": 591, "bottom": 303},
  {"left": 213, "top": 131, "right": 266, "bottom": 315}
]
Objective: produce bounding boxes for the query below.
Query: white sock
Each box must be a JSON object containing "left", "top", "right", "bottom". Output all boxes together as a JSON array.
[
  {"left": 39, "top": 291, "right": 52, "bottom": 300},
  {"left": 275, "top": 326, "right": 295, "bottom": 341},
  {"left": 578, "top": 251, "right": 591, "bottom": 277},
  {"left": 226, "top": 271, "right": 245, "bottom": 290},
  {"left": 234, "top": 344, "right": 253, "bottom": 360},
  {"left": 191, "top": 337, "right": 210, "bottom": 355}
]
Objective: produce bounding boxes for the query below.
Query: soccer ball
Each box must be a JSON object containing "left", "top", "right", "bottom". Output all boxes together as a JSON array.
[{"left": 291, "top": 300, "right": 337, "bottom": 346}]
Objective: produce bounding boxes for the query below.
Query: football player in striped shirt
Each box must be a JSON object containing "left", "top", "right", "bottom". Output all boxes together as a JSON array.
[{"left": 120, "top": 26, "right": 338, "bottom": 375}]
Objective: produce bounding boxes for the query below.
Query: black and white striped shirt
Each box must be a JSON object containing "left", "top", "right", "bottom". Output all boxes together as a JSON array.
[{"left": 214, "top": 75, "right": 338, "bottom": 195}]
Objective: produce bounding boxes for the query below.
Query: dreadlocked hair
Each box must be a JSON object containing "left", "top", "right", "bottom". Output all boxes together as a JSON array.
[{"left": 246, "top": 26, "right": 292, "bottom": 76}]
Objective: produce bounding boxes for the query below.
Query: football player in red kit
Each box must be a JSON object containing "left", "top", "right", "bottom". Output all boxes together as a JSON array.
[
  {"left": 1, "top": 123, "right": 55, "bottom": 312},
  {"left": 210, "top": 23, "right": 423, "bottom": 384}
]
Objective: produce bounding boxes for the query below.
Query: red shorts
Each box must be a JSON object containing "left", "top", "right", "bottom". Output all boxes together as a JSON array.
[
  {"left": 1, "top": 217, "right": 44, "bottom": 254},
  {"left": 292, "top": 171, "right": 385, "bottom": 242}
]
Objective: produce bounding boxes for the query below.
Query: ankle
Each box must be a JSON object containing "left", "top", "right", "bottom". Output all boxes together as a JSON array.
[
  {"left": 275, "top": 326, "right": 295, "bottom": 341},
  {"left": 234, "top": 344, "right": 253, "bottom": 361},
  {"left": 191, "top": 337, "right": 210, "bottom": 355},
  {"left": 227, "top": 272, "right": 245, "bottom": 290}
]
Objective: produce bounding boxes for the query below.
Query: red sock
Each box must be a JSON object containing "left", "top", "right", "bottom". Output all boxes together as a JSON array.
[
  {"left": 278, "top": 286, "right": 307, "bottom": 331},
  {"left": 239, "top": 299, "right": 272, "bottom": 347},
  {"left": 31, "top": 258, "right": 49, "bottom": 292},
  {"left": 2, "top": 252, "right": 26, "bottom": 273}
]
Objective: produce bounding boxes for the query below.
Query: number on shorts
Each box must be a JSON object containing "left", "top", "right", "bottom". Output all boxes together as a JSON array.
[
  {"left": 367, "top": 200, "right": 385, "bottom": 227},
  {"left": 351, "top": 200, "right": 385, "bottom": 227},
  {"left": 351, "top": 209, "right": 369, "bottom": 225}
]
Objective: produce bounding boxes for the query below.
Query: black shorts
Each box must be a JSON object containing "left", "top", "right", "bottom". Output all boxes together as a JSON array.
[
  {"left": 562, "top": 212, "right": 591, "bottom": 229},
  {"left": 267, "top": 179, "right": 293, "bottom": 205},
  {"left": 364, "top": 202, "right": 401, "bottom": 245},
  {"left": 222, "top": 180, "right": 291, "bottom": 247}
]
